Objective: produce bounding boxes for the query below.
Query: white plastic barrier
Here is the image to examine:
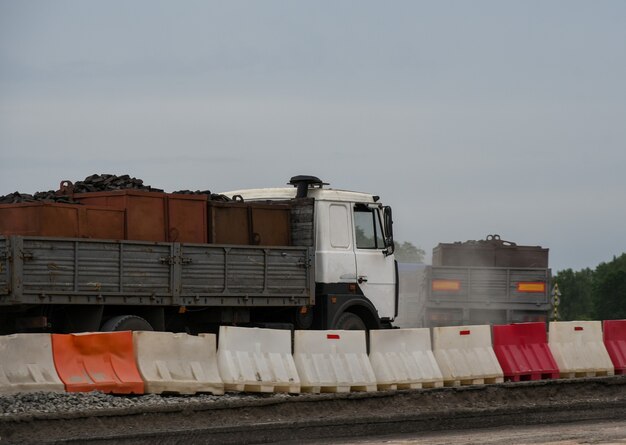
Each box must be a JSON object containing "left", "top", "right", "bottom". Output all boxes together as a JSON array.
[
  {"left": 433, "top": 325, "right": 504, "bottom": 386},
  {"left": 369, "top": 328, "right": 444, "bottom": 390},
  {"left": 549, "top": 321, "right": 614, "bottom": 377},
  {"left": 294, "top": 330, "right": 377, "bottom": 393},
  {"left": 133, "top": 331, "right": 224, "bottom": 395},
  {"left": 0, "top": 333, "right": 65, "bottom": 394},
  {"left": 217, "top": 326, "right": 300, "bottom": 393}
]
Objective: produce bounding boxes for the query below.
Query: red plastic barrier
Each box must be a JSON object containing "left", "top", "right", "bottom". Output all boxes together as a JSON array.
[
  {"left": 52, "top": 332, "right": 144, "bottom": 394},
  {"left": 604, "top": 320, "right": 626, "bottom": 375},
  {"left": 493, "top": 322, "right": 559, "bottom": 381}
]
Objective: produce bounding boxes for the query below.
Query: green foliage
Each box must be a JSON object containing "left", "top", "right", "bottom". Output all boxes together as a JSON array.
[
  {"left": 554, "top": 268, "right": 594, "bottom": 320},
  {"left": 592, "top": 253, "right": 626, "bottom": 320},
  {"left": 393, "top": 241, "right": 425, "bottom": 263},
  {"left": 555, "top": 253, "right": 626, "bottom": 320}
]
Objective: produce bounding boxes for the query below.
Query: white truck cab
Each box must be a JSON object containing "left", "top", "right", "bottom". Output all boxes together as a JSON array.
[{"left": 222, "top": 176, "right": 398, "bottom": 330}]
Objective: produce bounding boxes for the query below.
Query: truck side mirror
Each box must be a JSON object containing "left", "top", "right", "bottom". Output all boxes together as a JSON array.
[{"left": 383, "top": 206, "right": 394, "bottom": 256}]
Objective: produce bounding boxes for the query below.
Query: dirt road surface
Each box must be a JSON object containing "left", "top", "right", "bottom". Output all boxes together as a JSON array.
[{"left": 305, "top": 419, "right": 626, "bottom": 444}]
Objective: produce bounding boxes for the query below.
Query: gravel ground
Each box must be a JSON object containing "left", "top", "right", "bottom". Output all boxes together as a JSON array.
[
  {"left": 0, "top": 391, "right": 276, "bottom": 417},
  {"left": 1, "top": 377, "right": 625, "bottom": 445}
]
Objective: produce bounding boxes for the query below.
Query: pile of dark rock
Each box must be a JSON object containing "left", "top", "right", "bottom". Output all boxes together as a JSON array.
[
  {"left": 0, "top": 191, "right": 77, "bottom": 204},
  {"left": 0, "top": 174, "right": 163, "bottom": 204},
  {"left": 70, "top": 174, "right": 164, "bottom": 193},
  {"left": 0, "top": 174, "right": 235, "bottom": 204},
  {"left": 172, "top": 189, "right": 232, "bottom": 201}
]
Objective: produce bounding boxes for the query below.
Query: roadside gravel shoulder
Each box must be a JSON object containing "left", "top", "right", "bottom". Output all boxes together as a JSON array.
[{"left": 1, "top": 376, "right": 625, "bottom": 444}]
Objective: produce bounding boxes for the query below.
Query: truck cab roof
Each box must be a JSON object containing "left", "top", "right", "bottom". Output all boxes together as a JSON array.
[{"left": 219, "top": 187, "right": 378, "bottom": 204}]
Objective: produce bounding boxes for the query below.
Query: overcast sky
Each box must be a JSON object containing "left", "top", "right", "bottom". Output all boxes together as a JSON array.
[{"left": 1, "top": 1, "right": 625, "bottom": 272}]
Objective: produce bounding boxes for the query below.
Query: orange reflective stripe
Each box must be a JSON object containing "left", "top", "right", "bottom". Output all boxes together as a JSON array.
[
  {"left": 432, "top": 280, "right": 461, "bottom": 291},
  {"left": 517, "top": 282, "right": 546, "bottom": 293}
]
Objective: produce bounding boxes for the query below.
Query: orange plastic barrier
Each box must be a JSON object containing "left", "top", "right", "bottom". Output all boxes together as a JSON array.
[{"left": 52, "top": 332, "right": 144, "bottom": 394}]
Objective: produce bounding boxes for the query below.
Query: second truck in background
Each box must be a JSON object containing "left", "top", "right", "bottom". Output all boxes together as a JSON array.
[{"left": 395, "top": 235, "right": 552, "bottom": 328}]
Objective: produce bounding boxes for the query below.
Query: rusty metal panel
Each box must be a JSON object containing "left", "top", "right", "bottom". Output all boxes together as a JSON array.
[
  {"left": 495, "top": 247, "right": 549, "bottom": 268},
  {"left": 251, "top": 206, "right": 291, "bottom": 246},
  {"left": 80, "top": 207, "right": 125, "bottom": 240},
  {"left": 0, "top": 202, "right": 125, "bottom": 240},
  {"left": 433, "top": 237, "right": 548, "bottom": 268},
  {"left": 207, "top": 202, "right": 250, "bottom": 245},
  {"left": 0, "top": 202, "right": 81, "bottom": 238},
  {"left": 112, "top": 192, "right": 166, "bottom": 241},
  {"left": 432, "top": 244, "right": 494, "bottom": 267},
  {"left": 75, "top": 191, "right": 167, "bottom": 242},
  {"left": 208, "top": 201, "right": 293, "bottom": 246},
  {"left": 167, "top": 194, "right": 207, "bottom": 243}
]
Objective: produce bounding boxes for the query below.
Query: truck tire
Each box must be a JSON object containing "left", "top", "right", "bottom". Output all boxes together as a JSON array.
[
  {"left": 334, "top": 312, "right": 367, "bottom": 330},
  {"left": 101, "top": 315, "right": 154, "bottom": 332}
]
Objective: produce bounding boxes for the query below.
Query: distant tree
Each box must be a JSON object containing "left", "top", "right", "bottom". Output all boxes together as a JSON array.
[
  {"left": 393, "top": 241, "right": 425, "bottom": 263},
  {"left": 555, "top": 252, "right": 626, "bottom": 321},
  {"left": 554, "top": 268, "right": 594, "bottom": 320},
  {"left": 592, "top": 253, "right": 626, "bottom": 320}
]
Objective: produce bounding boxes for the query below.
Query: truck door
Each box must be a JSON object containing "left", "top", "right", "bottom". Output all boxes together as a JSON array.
[
  {"left": 315, "top": 202, "right": 357, "bottom": 288},
  {"left": 353, "top": 204, "right": 396, "bottom": 320}
]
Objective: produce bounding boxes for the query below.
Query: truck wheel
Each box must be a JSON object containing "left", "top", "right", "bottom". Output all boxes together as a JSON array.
[
  {"left": 334, "top": 312, "right": 367, "bottom": 330},
  {"left": 101, "top": 315, "right": 154, "bottom": 332}
]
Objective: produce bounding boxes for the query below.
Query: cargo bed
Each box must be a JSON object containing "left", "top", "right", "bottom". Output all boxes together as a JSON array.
[
  {"left": 422, "top": 265, "right": 552, "bottom": 326},
  {"left": 0, "top": 236, "right": 314, "bottom": 308}
]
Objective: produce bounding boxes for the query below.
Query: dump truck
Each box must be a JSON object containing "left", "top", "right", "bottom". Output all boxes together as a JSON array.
[
  {"left": 395, "top": 235, "right": 552, "bottom": 328},
  {"left": 0, "top": 176, "right": 397, "bottom": 334}
]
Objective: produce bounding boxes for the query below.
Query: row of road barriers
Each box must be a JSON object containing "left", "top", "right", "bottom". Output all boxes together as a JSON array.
[{"left": 0, "top": 320, "right": 625, "bottom": 396}]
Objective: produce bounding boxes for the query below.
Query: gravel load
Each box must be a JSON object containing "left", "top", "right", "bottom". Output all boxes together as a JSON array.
[
  {"left": 0, "top": 191, "right": 77, "bottom": 204},
  {"left": 0, "top": 174, "right": 164, "bottom": 204},
  {"left": 70, "top": 174, "right": 164, "bottom": 193},
  {"left": 0, "top": 174, "right": 235, "bottom": 204},
  {"left": 171, "top": 190, "right": 233, "bottom": 201}
]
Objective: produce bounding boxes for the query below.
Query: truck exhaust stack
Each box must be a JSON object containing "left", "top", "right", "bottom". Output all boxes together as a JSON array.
[{"left": 289, "top": 176, "right": 324, "bottom": 199}]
